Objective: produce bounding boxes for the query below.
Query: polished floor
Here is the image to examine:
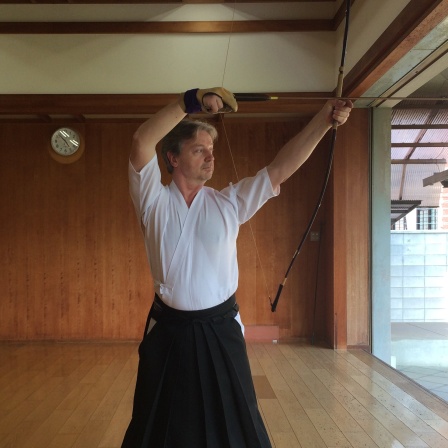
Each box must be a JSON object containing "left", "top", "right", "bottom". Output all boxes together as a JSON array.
[
  {"left": 1, "top": 341, "right": 448, "bottom": 448},
  {"left": 398, "top": 365, "right": 448, "bottom": 402},
  {"left": 392, "top": 322, "right": 448, "bottom": 402}
]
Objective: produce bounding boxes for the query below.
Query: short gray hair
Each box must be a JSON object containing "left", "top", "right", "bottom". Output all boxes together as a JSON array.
[{"left": 161, "top": 120, "right": 218, "bottom": 174}]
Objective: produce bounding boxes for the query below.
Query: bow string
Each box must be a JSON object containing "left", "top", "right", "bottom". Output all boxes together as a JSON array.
[{"left": 219, "top": 2, "right": 273, "bottom": 304}]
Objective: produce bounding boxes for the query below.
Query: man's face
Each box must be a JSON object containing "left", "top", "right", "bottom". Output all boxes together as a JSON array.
[{"left": 170, "top": 130, "right": 215, "bottom": 185}]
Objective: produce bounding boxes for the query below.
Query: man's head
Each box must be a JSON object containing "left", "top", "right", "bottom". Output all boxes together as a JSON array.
[{"left": 161, "top": 120, "right": 218, "bottom": 174}]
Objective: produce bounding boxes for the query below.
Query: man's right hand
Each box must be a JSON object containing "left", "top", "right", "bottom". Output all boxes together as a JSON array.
[
  {"left": 180, "top": 87, "right": 238, "bottom": 114},
  {"left": 198, "top": 87, "right": 238, "bottom": 113}
]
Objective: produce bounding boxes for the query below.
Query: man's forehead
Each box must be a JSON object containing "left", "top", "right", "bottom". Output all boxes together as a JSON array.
[{"left": 184, "top": 132, "right": 214, "bottom": 147}]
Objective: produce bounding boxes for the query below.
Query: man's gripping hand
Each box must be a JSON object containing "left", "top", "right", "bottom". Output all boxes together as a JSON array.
[
  {"left": 180, "top": 87, "right": 238, "bottom": 114},
  {"left": 199, "top": 87, "right": 238, "bottom": 113}
]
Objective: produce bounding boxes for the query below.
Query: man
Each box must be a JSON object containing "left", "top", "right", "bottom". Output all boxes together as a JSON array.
[{"left": 122, "top": 87, "right": 352, "bottom": 447}]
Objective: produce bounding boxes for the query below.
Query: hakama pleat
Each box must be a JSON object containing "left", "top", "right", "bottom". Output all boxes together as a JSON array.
[{"left": 121, "top": 295, "right": 272, "bottom": 448}]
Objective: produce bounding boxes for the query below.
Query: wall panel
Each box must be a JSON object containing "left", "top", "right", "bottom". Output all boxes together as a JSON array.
[{"left": 0, "top": 114, "right": 369, "bottom": 342}]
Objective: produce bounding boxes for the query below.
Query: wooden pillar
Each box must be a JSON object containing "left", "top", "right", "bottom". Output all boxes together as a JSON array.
[{"left": 328, "top": 108, "right": 371, "bottom": 349}]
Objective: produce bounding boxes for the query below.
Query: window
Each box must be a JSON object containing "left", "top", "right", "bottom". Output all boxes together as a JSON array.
[
  {"left": 393, "top": 216, "right": 407, "bottom": 230},
  {"left": 416, "top": 208, "right": 438, "bottom": 230}
]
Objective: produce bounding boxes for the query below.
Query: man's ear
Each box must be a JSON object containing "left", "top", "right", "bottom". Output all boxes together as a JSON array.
[{"left": 167, "top": 151, "right": 178, "bottom": 168}]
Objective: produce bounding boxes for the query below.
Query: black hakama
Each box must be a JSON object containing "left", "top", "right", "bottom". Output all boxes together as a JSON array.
[{"left": 121, "top": 294, "right": 272, "bottom": 448}]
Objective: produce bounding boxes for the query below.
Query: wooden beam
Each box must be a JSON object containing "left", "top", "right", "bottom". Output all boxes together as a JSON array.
[
  {"left": 0, "top": 20, "right": 333, "bottom": 34},
  {"left": 392, "top": 143, "right": 448, "bottom": 147},
  {"left": 423, "top": 169, "right": 448, "bottom": 186},
  {"left": 393, "top": 104, "right": 448, "bottom": 110},
  {"left": 343, "top": 0, "right": 448, "bottom": 97},
  {"left": 392, "top": 124, "right": 448, "bottom": 130},
  {"left": 0, "top": 93, "right": 330, "bottom": 115},
  {"left": 391, "top": 159, "right": 446, "bottom": 164}
]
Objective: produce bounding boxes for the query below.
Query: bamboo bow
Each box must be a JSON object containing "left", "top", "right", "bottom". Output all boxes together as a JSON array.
[{"left": 270, "top": 0, "right": 352, "bottom": 312}]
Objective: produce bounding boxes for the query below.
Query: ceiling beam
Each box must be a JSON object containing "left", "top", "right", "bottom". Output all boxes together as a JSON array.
[
  {"left": 343, "top": 0, "right": 448, "bottom": 97},
  {"left": 392, "top": 124, "right": 448, "bottom": 130},
  {"left": 393, "top": 104, "right": 448, "bottom": 109},
  {"left": 0, "top": 20, "right": 333, "bottom": 34},
  {"left": 423, "top": 168, "right": 448, "bottom": 186},
  {"left": 391, "top": 159, "right": 447, "bottom": 164},
  {"left": 392, "top": 143, "right": 448, "bottom": 147}
]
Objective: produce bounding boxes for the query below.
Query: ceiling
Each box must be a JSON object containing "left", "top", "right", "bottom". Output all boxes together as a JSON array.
[{"left": 1, "top": 0, "right": 448, "bottom": 223}]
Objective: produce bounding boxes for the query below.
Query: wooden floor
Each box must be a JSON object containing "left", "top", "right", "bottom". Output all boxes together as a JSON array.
[{"left": 1, "top": 342, "right": 448, "bottom": 448}]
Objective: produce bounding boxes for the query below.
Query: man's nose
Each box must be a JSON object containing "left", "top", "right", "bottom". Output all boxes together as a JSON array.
[{"left": 205, "top": 150, "right": 214, "bottom": 161}]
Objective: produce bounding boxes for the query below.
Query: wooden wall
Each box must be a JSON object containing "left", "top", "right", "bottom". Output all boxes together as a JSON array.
[{"left": 0, "top": 111, "right": 370, "bottom": 343}]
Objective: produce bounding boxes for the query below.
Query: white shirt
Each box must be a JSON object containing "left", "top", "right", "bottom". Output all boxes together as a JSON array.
[{"left": 129, "top": 156, "right": 279, "bottom": 312}]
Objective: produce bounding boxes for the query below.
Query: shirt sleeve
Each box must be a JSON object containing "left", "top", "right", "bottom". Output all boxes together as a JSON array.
[
  {"left": 128, "top": 155, "right": 163, "bottom": 221},
  {"left": 224, "top": 167, "right": 280, "bottom": 224}
]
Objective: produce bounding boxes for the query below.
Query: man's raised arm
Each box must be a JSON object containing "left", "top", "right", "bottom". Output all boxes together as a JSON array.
[
  {"left": 130, "top": 88, "right": 238, "bottom": 172},
  {"left": 267, "top": 99, "right": 352, "bottom": 191},
  {"left": 130, "top": 98, "right": 186, "bottom": 172}
]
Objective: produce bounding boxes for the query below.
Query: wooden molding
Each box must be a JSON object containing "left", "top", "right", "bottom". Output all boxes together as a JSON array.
[
  {"left": 0, "top": 93, "right": 330, "bottom": 118},
  {"left": 0, "top": 20, "right": 334, "bottom": 34}
]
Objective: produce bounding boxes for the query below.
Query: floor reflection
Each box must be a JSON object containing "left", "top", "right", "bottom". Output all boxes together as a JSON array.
[{"left": 392, "top": 322, "right": 448, "bottom": 402}]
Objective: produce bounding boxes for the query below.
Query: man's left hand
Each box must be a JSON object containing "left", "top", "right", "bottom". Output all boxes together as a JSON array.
[{"left": 328, "top": 99, "right": 353, "bottom": 126}]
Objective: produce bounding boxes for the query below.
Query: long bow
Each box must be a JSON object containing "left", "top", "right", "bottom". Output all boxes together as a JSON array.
[{"left": 269, "top": 0, "right": 352, "bottom": 312}]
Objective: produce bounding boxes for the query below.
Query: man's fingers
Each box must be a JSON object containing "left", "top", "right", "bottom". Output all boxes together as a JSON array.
[
  {"left": 202, "top": 93, "right": 224, "bottom": 113},
  {"left": 198, "top": 87, "right": 238, "bottom": 113}
]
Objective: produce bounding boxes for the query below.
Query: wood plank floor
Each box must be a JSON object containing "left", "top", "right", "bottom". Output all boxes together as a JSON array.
[{"left": 1, "top": 341, "right": 448, "bottom": 448}]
